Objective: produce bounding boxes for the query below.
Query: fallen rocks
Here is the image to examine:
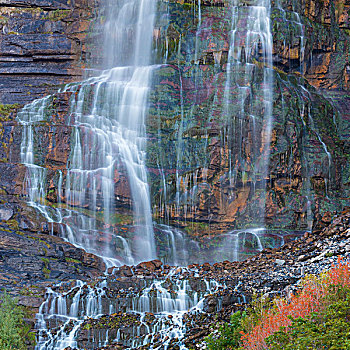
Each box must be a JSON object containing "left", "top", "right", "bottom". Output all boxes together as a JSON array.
[
  {"left": 136, "top": 259, "right": 163, "bottom": 273},
  {"left": 3, "top": 208, "right": 348, "bottom": 350}
]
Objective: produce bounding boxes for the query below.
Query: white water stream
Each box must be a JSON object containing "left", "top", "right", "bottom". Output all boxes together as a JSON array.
[{"left": 223, "top": 0, "right": 274, "bottom": 224}]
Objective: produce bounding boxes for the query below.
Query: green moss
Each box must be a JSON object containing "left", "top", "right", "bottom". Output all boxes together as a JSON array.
[
  {"left": 48, "top": 201, "right": 133, "bottom": 226},
  {"left": 18, "top": 286, "right": 40, "bottom": 297},
  {"left": 82, "top": 323, "right": 93, "bottom": 330},
  {"left": 39, "top": 239, "right": 51, "bottom": 249},
  {"left": 65, "top": 257, "right": 82, "bottom": 264},
  {"left": 40, "top": 257, "right": 49, "bottom": 265},
  {"left": 5, "top": 219, "right": 19, "bottom": 230},
  {"left": 342, "top": 28, "right": 350, "bottom": 37},
  {"left": 95, "top": 212, "right": 133, "bottom": 225},
  {"left": 43, "top": 9, "right": 71, "bottom": 21},
  {"left": 12, "top": 7, "right": 44, "bottom": 14},
  {"left": 42, "top": 267, "right": 51, "bottom": 279},
  {"left": 0, "top": 104, "right": 20, "bottom": 121},
  {"left": 24, "top": 234, "right": 52, "bottom": 249},
  {"left": 41, "top": 246, "right": 48, "bottom": 256},
  {"left": 183, "top": 221, "right": 209, "bottom": 236},
  {"left": 41, "top": 257, "right": 51, "bottom": 278}
]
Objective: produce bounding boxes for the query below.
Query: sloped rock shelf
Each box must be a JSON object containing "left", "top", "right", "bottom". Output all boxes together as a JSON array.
[{"left": 35, "top": 269, "right": 225, "bottom": 349}]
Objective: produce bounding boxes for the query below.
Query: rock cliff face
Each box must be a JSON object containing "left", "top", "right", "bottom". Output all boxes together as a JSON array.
[
  {"left": 0, "top": 0, "right": 98, "bottom": 104},
  {"left": 0, "top": 0, "right": 105, "bottom": 296},
  {"left": 146, "top": 0, "right": 350, "bottom": 234},
  {"left": 0, "top": 0, "right": 349, "bottom": 245}
]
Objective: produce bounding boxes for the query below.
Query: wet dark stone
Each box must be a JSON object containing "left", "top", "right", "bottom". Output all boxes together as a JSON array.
[
  {"left": 203, "top": 295, "right": 217, "bottom": 313},
  {"left": 0, "top": 222, "right": 106, "bottom": 294}
]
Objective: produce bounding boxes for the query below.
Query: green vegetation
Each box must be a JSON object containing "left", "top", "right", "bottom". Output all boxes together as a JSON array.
[
  {"left": 42, "top": 267, "right": 51, "bottom": 279},
  {"left": 0, "top": 104, "right": 20, "bottom": 121},
  {"left": 65, "top": 257, "right": 82, "bottom": 264},
  {"left": 19, "top": 286, "right": 40, "bottom": 297},
  {"left": 43, "top": 9, "right": 71, "bottom": 21},
  {"left": 266, "top": 286, "right": 350, "bottom": 349},
  {"left": 205, "top": 311, "right": 246, "bottom": 350},
  {"left": 4, "top": 219, "right": 19, "bottom": 230},
  {"left": 183, "top": 221, "right": 209, "bottom": 237},
  {"left": 40, "top": 257, "right": 49, "bottom": 265},
  {"left": 0, "top": 293, "right": 32, "bottom": 350},
  {"left": 41, "top": 257, "right": 51, "bottom": 278}
]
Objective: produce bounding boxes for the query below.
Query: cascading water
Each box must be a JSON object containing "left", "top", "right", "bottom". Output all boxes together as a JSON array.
[
  {"left": 18, "top": 96, "right": 54, "bottom": 223},
  {"left": 154, "top": 0, "right": 275, "bottom": 228},
  {"left": 274, "top": 0, "right": 305, "bottom": 72},
  {"left": 19, "top": 0, "right": 158, "bottom": 266},
  {"left": 35, "top": 270, "right": 223, "bottom": 350}
]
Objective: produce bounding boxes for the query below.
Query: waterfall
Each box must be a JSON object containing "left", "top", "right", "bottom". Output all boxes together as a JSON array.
[
  {"left": 16, "top": 0, "right": 289, "bottom": 348},
  {"left": 18, "top": 0, "right": 276, "bottom": 265},
  {"left": 223, "top": 0, "right": 274, "bottom": 225},
  {"left": 160, "top": 0, "right": 275, "bottom": 227},
  {"left": 18, "top": 0, "right": 158, "bottom": 266}
]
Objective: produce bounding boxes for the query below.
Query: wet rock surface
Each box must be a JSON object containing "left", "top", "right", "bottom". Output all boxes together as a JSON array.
[
  {"left": 147, "top": 0, "right": 350, "bottom": 230},
  {"left": 0, "top": 0, "right": 349, "bottom": 348},
  {"left": 0, "top": 200, "right": 106, "bottom": 308},
  {"left": 0, "top": 0, "right": 348, "bottom": 241}
]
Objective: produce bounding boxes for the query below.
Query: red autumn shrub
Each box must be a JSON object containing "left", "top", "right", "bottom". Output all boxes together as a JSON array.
[{"left": 240, "top": 257, "right": 350, "bottom": 350}]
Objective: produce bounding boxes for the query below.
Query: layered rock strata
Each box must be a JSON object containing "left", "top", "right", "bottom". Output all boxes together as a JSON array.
[
  {"left": 0, "top": 0, "right": 348, "bottom": 242},
  {"left": 0, "top": 0, "right": 98, "bottom": 104}
]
